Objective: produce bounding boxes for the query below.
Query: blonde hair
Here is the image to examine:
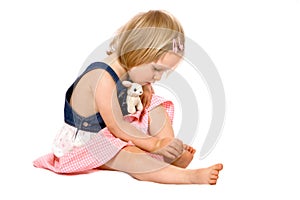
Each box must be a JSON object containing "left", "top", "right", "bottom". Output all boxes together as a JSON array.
[{"left": 107, "top": 10, "right": 185, "bottom": 70}]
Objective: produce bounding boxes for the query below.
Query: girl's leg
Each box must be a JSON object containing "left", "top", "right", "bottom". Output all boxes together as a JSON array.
[
  {"left": 148, "top": 105, "right": 196, "bottom": 168},
  {"left": 101, "top": 146, "right": 223, "bottom": 185},
  {"left": 148, "top": 105, "right": 174, "bottom": 138}
]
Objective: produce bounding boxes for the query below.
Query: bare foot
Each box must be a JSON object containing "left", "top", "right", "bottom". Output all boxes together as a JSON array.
[
  {"left": 189, "top": 163, "right": 223, "bottom": 185},
  {"left": 171, "top": 144, "right": 196, "bottom": 168}
]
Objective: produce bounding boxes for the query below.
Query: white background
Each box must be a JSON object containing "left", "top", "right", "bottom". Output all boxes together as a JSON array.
[{"left": 1, "top": 0, "right": 299, "bottom": 199}]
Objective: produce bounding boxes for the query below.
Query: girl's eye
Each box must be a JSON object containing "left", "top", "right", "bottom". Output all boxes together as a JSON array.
[{"left": 153, "top": 66, "right": 161, "bottom": 71}]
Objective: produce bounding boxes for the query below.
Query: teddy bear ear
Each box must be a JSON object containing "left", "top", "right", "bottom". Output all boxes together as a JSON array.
[{"left": 122, "top": 80, "right": 132, "bottom": 88}]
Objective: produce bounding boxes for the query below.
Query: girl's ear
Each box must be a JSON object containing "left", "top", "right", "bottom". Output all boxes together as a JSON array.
[{"left": 122, "top": 80, "right": 132, "bottom": 88}]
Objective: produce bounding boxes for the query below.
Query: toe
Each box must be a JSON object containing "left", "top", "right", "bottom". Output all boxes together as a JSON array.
[
  {"left": 190, "top": 147, "right": 196, "bottom": 154},
  {"left": 211, "top": 170, "right": 219, "bottom": 175},
  {"left": 213, "top": 163, "right": 223, "bottom": 171},
  {"left": 210, "top": 175, "right": 218, "bottom": 180},
  {"left": 209, "top": 179, "right": 217, "bottom": 185},
  {"left": 187, "top": 146, "right": 192, "bottom": 152}
]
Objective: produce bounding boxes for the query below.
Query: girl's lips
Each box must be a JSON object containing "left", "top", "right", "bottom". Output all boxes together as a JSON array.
[
  {"left": 143, "top": 81, "right": 154, "bottom": 85},
  {"left": 141, "top": 81, "right": 155, "bottom": 86}
]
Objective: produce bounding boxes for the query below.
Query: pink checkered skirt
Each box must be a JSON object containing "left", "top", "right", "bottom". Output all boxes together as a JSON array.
[{"left": 33, "top": 95, "right": 174, "bottom": 174}]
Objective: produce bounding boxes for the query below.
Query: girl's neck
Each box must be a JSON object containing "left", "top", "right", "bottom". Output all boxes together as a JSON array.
[{"left": 103, "top": 53, "right": 128, "bottom": 80}]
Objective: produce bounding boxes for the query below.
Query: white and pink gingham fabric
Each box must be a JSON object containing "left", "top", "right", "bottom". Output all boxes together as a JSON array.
[{"left": 33, "top": 94, "right": 174, "bottom": 174}]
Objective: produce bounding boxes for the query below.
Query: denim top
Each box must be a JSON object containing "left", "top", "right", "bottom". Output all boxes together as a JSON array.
[{"left": 64, "top": 62, "right": 128, "bottom": 133}]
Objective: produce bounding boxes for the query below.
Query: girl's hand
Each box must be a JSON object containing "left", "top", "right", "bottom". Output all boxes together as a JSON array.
[
  {"left": 151, "top": 137, "right": 184, "bottom": 161},
  {"left": 141, "top": 83, "right": 154, "bottom": 109}
]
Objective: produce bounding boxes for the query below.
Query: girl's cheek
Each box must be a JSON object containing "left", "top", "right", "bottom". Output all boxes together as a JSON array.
[
  {"left": 129, "top": 67, "right": 154, "bottom": 83},
  {"left": 140, "top": 74, "right": 152, "bottom": 82}
]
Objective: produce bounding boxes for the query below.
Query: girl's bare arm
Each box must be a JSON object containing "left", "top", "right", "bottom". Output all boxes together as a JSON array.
[{"left": 95, "top": 71, "right": 183, "bottom": 159}]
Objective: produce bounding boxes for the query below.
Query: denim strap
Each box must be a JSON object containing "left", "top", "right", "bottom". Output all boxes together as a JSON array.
[{"left": 64, "top": 62, "right": 124, "bottom": 133}]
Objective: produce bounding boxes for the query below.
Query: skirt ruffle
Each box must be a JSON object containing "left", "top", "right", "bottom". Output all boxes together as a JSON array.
[{"left": 33, "top": 94, "right": 174, "bottom": 174}]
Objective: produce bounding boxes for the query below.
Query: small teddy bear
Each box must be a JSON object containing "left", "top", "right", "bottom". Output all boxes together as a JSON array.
[{"left": 122, "top": 80, "right": 144, "bottom": 114}]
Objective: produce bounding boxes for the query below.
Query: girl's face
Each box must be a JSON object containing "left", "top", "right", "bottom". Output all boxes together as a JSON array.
[{"left": 128, "top": 52, "right": 182, "bottom": 85}]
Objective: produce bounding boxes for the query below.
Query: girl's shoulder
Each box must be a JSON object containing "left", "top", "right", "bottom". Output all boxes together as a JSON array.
[{"left": 80, "top": 62, "right": 121, "bottom": 84}]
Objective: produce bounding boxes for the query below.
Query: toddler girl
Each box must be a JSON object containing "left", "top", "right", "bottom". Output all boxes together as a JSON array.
[{"left": 33, "top": 10, "right": 223, "bottom": 184}]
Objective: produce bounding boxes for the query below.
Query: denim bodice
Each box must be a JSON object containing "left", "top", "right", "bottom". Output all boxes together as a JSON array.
[{"left": 64, "top": 62, "right": 128, "bottom": 133}]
